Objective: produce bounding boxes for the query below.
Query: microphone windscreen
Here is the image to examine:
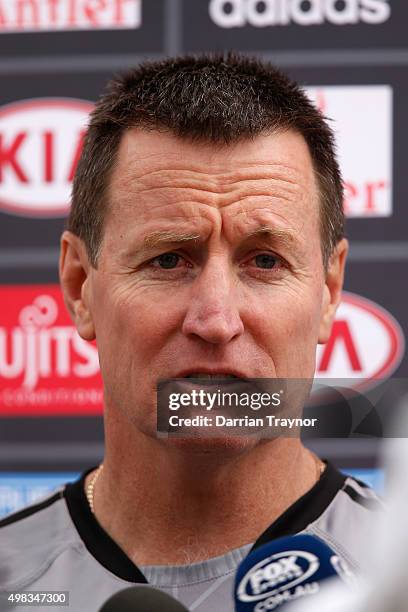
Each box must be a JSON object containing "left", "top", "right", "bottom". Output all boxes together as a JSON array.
[
  {"left": 99, "top": 585, "right": 189, "bottom": 612},
  {"left": 234, "top": 533, "right": 351, "bottom": 611}
]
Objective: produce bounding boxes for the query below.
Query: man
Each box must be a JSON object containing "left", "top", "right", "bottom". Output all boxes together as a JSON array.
[{"left": 0, "top": 54, "right": 380, "bottom": 611}]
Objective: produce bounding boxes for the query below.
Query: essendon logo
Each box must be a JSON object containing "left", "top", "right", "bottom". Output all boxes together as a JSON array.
[
  {"left": 0, "top": 0, "right": 141, "bottom": 33},
  {"left": 316, "top": 292, "right": 405, "bottom": 387},
  {"left": 0, "top": 286, "right": 103, "bottom": 416},
  {"left": 0, "top": 98, "right": 93, "bottom": 216}
]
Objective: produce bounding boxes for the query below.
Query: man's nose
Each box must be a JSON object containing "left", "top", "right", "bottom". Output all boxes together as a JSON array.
[{"left": 181, "top": 261, "right": 244, "bottom": 345}]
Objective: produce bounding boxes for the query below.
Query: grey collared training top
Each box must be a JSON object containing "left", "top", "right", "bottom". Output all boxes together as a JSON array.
[{"left": 0, "top": 462, "right": 382, "bottom": 611}]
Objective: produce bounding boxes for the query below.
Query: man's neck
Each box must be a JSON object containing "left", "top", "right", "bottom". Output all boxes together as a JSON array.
[{"left": 85, "top": 432, "right": 320, "bottom": 566}]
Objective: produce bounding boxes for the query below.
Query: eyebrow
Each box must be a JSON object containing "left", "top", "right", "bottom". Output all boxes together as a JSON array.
[
  {"left": 243, "top": 226, "right": 298, "bottom": 248},
  {"left": 142, "top": 231, "right": 201, "bottom": 249},
  {"left": 141, "top": 226, "right": 297, "bottom": 250}
]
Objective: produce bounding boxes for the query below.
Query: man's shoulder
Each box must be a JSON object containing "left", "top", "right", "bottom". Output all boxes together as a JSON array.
[
  {"left": 307, "top": 473, "right": 384, "bottom": 571},
  {"left": 323, "top": 471, "right": 384, "bottom": 521},
  {"left": 0, "top": 488, "right": 80, "bottom": 589}
]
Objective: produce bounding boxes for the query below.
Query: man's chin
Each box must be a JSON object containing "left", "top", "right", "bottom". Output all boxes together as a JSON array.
[{"left": 161, "top": 433, "right": 262, "bottom": 456}]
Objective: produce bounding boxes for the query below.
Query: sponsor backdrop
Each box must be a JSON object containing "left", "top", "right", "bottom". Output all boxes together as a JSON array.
[{"left": 0, "top": 0, "right": 406, "bottom": 489}]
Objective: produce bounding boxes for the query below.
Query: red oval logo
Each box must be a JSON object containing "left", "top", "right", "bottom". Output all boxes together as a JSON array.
[
  {"left": 315, "top": 292, "right": 405, "bottom": 388},
  {"left": 0, "top": 97, "right": 93, "bottom": 217}
]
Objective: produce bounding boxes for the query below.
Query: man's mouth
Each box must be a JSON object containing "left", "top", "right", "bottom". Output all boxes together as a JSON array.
[{"left": 185, "top": 373, "right": 239, "bottom": 380}]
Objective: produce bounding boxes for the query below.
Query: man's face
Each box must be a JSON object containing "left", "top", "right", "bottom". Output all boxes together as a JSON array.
[{"left": 62, "top": 128, "right": 346, "bottom": 437}]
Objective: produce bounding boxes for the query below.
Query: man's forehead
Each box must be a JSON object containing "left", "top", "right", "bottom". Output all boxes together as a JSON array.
[
  {"left": 103, "top": 127, "right": 320, "bottom": 251},
  {"left": 110, "top": 127, "right": 317, "bottom": 190},
  {"left": 99, "top": 128, "right": 322, "bottom": 266}
]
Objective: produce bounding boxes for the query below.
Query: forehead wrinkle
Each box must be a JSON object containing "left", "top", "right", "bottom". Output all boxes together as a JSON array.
[
  {"left": 116, "top": 176, "right": 305, "bottom": 213},
  {"left": 114, "top": 128, "right": 317, "bottom": 200},
  {"left": 123, "top": 190, "right": 299, "bottom": 215},
  {"left": 224, "top": 204, "right": 312, "bottom": 254},
  {"left": 115, "top": 159, "right": 308, "bottom": 194},
  {"left": 131, "top": 162, "right": 302, "bottom": 180},
  {"left": 110, "top": 143, "right": 317, "bottom": 223}
]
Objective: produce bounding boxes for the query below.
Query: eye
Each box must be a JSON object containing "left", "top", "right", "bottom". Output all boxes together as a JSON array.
[
  {"left": 254, "top": 253, "right": 278, "bottom": 269},
  {"left": 153, "top": 253, "right": 181, "bottom": 269}
]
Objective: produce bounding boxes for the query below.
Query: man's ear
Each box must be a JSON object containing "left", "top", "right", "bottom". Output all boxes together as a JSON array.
[
  {"left": 318, "top": 238, "right": 349, "bottom": 344},
  {"left": 59, "top": 230, "right": 95, "bottom": 341}
]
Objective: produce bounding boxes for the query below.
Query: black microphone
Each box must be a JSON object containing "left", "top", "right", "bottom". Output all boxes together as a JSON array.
[
  {"left": 98, "top": 586, "right": 189, "bottom": 611},
  {"left": 234, "top": 534, "right": 353, "bottom": 611}
]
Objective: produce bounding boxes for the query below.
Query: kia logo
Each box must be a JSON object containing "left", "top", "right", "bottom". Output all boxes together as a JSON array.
[
  {"left": 316, "top": 292, "right": 405, "bottom": 388},
  {"left": 0, "top": 98, "right": 93, "bottom": 216}
]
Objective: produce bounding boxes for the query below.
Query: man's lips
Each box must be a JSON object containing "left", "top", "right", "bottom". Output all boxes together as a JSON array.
[{"left": 172, "top": 368, "right": 248, "bottom": 380}]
